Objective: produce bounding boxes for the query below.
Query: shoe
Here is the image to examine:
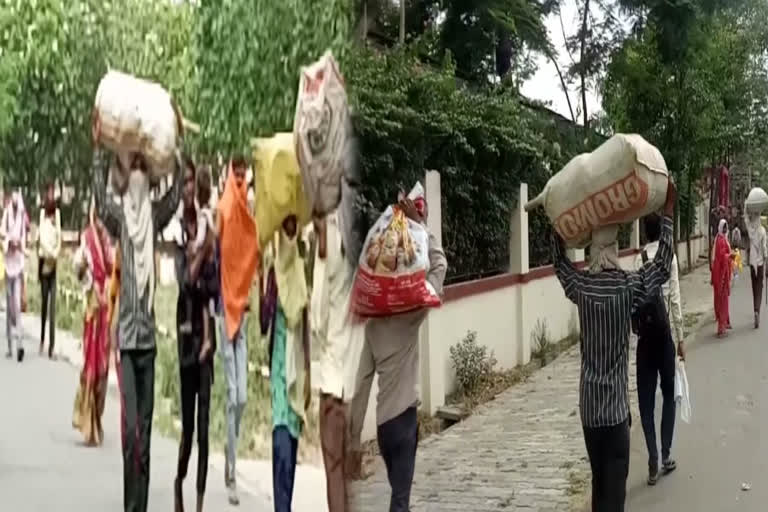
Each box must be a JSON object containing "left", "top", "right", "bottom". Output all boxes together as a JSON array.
[
  {"left": 17, "top": 347, "right": 24, "bottom": 362},
  {"left": 227, "top": 484, "right": 239, "bottom": 506},
  {"left": 662, "top": 458, "right": 677, "bottom": 474},
  {"left": 174, "top": 478, "right": 184, "bottom": 512}
]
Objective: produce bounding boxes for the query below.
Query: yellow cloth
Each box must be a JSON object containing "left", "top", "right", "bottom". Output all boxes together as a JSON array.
[
  {"left": 273, "top": 230, "right": 308, "bottom": 329},
  {"left": 733, "top": 249, "right": 743, "bottom": 273},
  {"left": 252, "top": 133, "right": 310, "bottom": 249}
]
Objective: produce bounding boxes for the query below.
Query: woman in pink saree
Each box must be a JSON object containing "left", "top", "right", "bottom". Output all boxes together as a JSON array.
[
  {"left": 72, "top": 213, "right": 113, "bottom": 446},
  {"left": 712, "top": 219, "right": 732, "bottom": 337}
]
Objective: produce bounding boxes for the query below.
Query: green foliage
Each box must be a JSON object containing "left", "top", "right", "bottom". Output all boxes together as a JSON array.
[
  {"left": 449, "top": 330, "right": 497, "bottom": 395},
  {"left": 347, "top": 46, "right": 593, "bottom": 279},
  {"left": 194, "top": 0, "right": 355, "bottom": 158}
]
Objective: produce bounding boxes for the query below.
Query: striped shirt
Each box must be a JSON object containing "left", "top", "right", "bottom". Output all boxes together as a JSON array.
[
  {"left": 92, "top": 149, "right": 184, "bottom": 351},
  {"left": 552, "top": 216, "right": 674, "bottom": 428}
]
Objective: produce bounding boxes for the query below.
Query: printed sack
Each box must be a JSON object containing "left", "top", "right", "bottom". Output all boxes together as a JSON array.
[
  {"left": 351, "top": 183, "right": 441, "bottom": 317},
  {"left": 526, "top": 134, "right": 668, "bottom": 248},
  {"left": 293, "top": 51, "right": 351, "bottom": 216},
  {"left": 94, "top": 70, "right": 182, "bottom": 182}
]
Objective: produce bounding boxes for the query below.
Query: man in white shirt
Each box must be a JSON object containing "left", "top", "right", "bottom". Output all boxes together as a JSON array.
[
  {"left": 633, "top": 213, "right": 685, "bottom": 486},
  {"left": 311, "top": 209, "right": 360, "bottom": 512},
  {"left": 745, "top": 212, "right": 767, "bottom": 328}
]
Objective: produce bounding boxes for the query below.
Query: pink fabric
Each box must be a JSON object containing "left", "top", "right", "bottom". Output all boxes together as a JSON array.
[
  {"left": 712, "top": 233, "right": 731, "bottom": 334},
  {"left": 719, "top": 166, "right": 730, "bottom": 210}
]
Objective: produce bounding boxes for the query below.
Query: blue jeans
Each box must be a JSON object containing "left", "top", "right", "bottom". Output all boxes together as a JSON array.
[
  {"left": 219, "top": 314, "right": 248, "bottom": 485},
  {"left": 272, "top": 426, "right": 298, "bottom": 512}
]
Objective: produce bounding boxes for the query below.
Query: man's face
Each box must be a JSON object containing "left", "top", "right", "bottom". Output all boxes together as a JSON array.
[
  {"left": 46, "top": 185, "right": 55, "bottom": 204},
  {"left": 282, "top": 215, "right": 298, "bottom": 239},
  {"left": 233, "top": 164, "right": 246, "bottom": 188},
  {"left": 182, "top": 166, "right": 195, "bottom": 210}
]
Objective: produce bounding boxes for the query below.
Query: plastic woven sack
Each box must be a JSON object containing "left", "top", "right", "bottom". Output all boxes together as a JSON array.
[
  {"left": 252, "top": 133, "right": 311, "bottom": 249},
  {"left": 293, "top": 51, "right": 351, "bottom": 216},
  {"left": 745, "top": 187, "right": 768, "bottom": 215},
  {"left": 526, "top": 134, "right": 669, "bottom": 248},
  {"left": 94, "top": 70, "right": 181, "bottom": 181},
  {"left": 351, "top": 183, "right": 441, "bottom": 317}
]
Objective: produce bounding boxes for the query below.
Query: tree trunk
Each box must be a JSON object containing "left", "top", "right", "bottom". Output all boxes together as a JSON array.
[
  {"left": 399, "top": 0, "right": 405, "bottom": 44},
  {"left": 686, "top": 165, "right": 693, "bottom": 272},
  {"left": 579, "top": 0, "right": 590, "bottom": 136},
  {"left": 546, "top": 48, "right": 577, "bottom": 124}
]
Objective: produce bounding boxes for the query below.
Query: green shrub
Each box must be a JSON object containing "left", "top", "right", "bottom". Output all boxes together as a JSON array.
[{"left": 449, "top": 330, "right": 496, "bottom": 395}]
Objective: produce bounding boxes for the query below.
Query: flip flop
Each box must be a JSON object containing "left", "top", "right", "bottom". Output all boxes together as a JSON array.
[{"left": 662, "top": 458, "right": 677, "bottom": 474}]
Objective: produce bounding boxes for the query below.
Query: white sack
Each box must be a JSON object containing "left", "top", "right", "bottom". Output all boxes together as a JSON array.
[
  {"left": 526, "top": 134, "right": 669, "bottom": 248},
  {"left": 745, "top": 187, "right": 768, "bottom": 215},
  {"left": 94, "top": 70, "right": 180, "bottom": 181},
  {"left": 294, "top": 51, "right": 351, "bottom": 216}
]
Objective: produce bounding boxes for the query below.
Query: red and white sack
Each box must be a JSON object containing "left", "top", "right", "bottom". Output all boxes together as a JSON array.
[
  {"left": 293, "top": 51, "right": 351, "bottom": 216},
  {"left": 525, "top": 134, "right": 668, "bottom": 248},
  {"left": 94, "top": 70, "right": 181, "bottom": 181},
  {"left": 351, "top": 183, "right": 441, "bottom": 317}
]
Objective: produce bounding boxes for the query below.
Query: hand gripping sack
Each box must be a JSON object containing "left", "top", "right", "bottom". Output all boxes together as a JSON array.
[
  {"left": 252, "top": 133, "right": 311, "bottom": 249},
  {"left": 351, "top": 183, "right": 441, "bottom": 317},
  {"left": 293, "top": 51, "right": 352, "bottom": 216},
  {"left": 526, "top": 134, "right": 669, "bottom": 248},
  {"left": 94, "top": 70, "right": 182, "bottom": 182}
]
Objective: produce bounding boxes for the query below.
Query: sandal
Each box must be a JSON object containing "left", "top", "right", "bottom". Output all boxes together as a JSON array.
[
  {"left": 648, "top": 465, "right": 659, "bottom": 486},
  {"left": 662, "top": 458, "right": 677, "bottom": 474}
]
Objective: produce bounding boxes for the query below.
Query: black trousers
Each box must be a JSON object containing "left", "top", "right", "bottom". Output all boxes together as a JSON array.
[
  {"left": 637, "top": 334, "right": 676, "bottom": 470},
  {"left": 377, "top": 407, "right": 418, "bottom": 512},
  {"left": 750, "top": 265, "right": 764, "bottom": 313},
  {"left": 39, "top": 264, "right": 56, "bottom": 356},
  {"left": 583, "top": 419, "right": 630, "bottom": 512},
  {"left": 120, "top": 349, "right": 156, "bottom": 512},
  {"left": 176, "top": 361, "right": 212, "bottom": 495}
]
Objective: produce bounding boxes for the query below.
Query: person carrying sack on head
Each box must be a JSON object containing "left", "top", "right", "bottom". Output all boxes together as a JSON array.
[
  {"left": 91, "top": 113, "right": 185, "bottom": 512},
  {"left": 551, "top": 179, "right": 677, "bottom": 512}
]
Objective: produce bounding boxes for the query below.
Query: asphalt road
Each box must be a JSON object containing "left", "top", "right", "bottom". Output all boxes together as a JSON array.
[
  {"left": 0, "top": 330, "right": 270, "bottom": 512},
  {"left": 626, "top": 277, "right": 768, "bottom": 511}
]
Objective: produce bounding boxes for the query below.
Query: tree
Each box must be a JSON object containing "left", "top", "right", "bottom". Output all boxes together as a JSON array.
[{"left": 194, "top": 0, "right": 355, "bottom": 159}]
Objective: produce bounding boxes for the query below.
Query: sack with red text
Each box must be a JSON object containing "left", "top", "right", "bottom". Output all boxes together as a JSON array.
[
  {"left": 293, "top": 51, "right": 352, "bottom": 216},
  {"left": 351, "top": 183, "right": 441, "bottom": 317},
  {"left": 525, "top": 134, "right": 669, "bottom": 248}
]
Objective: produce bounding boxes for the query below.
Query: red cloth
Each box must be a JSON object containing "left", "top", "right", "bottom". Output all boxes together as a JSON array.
[
  {"left": 712, "top": 233, "right": 731, "bottom": 334},
  {"left": 82, "top": 226, "right": 111, "bottom": 385}
]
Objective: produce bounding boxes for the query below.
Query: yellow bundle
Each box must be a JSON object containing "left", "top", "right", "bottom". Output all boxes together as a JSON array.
[
  {"left": 733, "top": 248, "right": 743, "bottom": 273},
  {"left": 252, "top": 132, "right": 311, "bottom": 249}
]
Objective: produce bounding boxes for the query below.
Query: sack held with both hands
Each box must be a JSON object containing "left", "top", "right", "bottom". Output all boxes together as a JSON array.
[{"left": 351, "top": 183, "right": 441, "bottom": 317}]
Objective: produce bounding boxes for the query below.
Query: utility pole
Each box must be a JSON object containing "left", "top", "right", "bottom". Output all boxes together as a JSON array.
[{"left": 399, "top": 0, "right": 405, "bottom": 44}]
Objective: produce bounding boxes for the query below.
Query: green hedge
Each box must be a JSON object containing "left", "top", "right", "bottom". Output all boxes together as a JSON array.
[{"left": 346, "top": 47, "right": 604, "bottom": 282}]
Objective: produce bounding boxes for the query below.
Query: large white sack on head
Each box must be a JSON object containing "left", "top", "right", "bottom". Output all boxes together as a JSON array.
[
  {"left": 293, "top": 51, "right": 351, "bottom": 216},
  {"left": 745, "top": 187, "right": 768, "bottom": 215},
  {"left": 94, "top": 70, "right": 181, "bottom": 182},
  {"left": 525, "top": 134, "right": 669, "bottom": 248}
]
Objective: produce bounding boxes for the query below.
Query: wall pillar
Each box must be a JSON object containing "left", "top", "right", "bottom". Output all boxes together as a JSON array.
[
  {"left": 631, "top": 218, "right": 641, "bottom": 250},
  {"left": 420, "top": 170, "right": 445, "bottom": 414}
]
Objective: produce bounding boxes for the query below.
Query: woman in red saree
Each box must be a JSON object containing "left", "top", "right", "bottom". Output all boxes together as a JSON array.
[
  {"left": 712, "top": 219, "right": 732, "bottom": 337},
  {"left": 72, "top": 213, "right": 113, "bottom": 446}
]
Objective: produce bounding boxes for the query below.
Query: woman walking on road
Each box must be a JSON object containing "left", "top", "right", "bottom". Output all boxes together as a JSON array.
[
  {"left": 72, "top": 207, "right": 114, "bottom": 446},
  {"left": 2, "top": 191, "right": 27, "bottom": 362},
  {"left": 712, "top": 219, "right": 733, "bottom": 337},
  {"left": 38, "top": 182, "right": 61, "bottom": 359}
]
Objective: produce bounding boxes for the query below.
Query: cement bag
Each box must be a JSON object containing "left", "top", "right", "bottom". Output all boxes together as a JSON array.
[
  {"left": 351, "top": 183, "right": 441, "bottom": 317},
  {"left": 526, "top": 134, "right": 669, "bottom": 248},
  {"left": 252, "top": 133, "right": 311, "bottom": 249},
  {"left": 745, "top": 187, "right": 768, "bottom": 215},
  {"left": 94, "top": 70, "right": 182, "bottom": 181},
  {"left": 294, "top": 51, "right": 351, "bottom": 216}
]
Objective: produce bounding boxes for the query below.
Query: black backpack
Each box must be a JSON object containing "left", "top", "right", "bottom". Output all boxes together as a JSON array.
[{"left": 631, "top": 250, "right": 670, "bottom": 339}]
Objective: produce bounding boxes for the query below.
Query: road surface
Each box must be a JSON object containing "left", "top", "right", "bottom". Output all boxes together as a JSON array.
[
  {"left": 627, "top": 277, "right": 768, "bottom": 511},
  {"left": 0, "top": 328, "right": 270, "bottom": 512}
]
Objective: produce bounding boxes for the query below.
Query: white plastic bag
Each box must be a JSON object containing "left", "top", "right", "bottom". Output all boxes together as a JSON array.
[
  {"left": 525, "top": 134, "right": 668, "bottom": 248},
  {"left": 675, "top": 358, "right": 691, "bottom": 424}
]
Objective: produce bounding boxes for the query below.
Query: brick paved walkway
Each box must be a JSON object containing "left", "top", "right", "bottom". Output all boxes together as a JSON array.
[{"left": 349, "top": 263, "right": 713, "bottom": 512}]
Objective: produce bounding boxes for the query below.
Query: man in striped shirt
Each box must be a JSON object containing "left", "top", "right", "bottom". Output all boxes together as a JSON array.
[
  {"left": 91, "top": 133, "right": 184, "bottom": 511},
  {"left": 551, "top": 180, "right": 677, "bottom": 512}
]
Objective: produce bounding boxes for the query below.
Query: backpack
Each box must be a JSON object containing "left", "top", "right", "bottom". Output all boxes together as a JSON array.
[{"left": 631, "top": 250, "right": 670, "bottom": 339}]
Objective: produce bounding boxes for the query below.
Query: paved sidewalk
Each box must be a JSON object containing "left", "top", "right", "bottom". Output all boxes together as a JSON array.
[{"left": 349, "top": 263, "right": 714, "bottom": 512}]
